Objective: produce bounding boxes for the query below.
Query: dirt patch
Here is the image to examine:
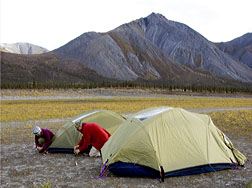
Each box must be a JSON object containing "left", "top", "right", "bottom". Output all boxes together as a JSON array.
[{"left": 1, "top": 120, "right": 252, "bottom": 188}]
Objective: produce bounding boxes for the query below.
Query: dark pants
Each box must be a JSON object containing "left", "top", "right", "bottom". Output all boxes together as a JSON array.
[{"left": 81, "top": 144, "right": 92, "bottom": 154}]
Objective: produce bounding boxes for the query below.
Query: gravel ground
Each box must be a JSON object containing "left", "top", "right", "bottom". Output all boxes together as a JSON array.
[{"left": 1, "top": 118, "right": 252, "bottom": 188}]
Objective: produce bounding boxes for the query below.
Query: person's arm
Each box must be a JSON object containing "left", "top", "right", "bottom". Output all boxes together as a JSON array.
[
  {"left": 77, "top": 136, "right": 84, "bottom": 147},
  {"left": 35, "top": 136, "right": 39, "bottom": 148},
  {"left": 78, "top": 132, "right": 91, "bottom": 153},
  {"left": 42, "top": 130, "right": 53, "bottom": 153}
]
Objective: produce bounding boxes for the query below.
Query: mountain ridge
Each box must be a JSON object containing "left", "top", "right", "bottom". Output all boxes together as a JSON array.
[
  {"left": 0, "top": 42, "right": 49, "bottom": 54},
  {"left": 51, "top": 12, "right": 252, "bottom": 83},
  {"left": 1, "top": 13, "right": 252, "bottom": 90},
  {"left": 215, "top": 33, "right": 252, "bottom": 69}
]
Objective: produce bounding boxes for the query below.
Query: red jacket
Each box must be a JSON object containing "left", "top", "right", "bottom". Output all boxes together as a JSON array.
[{"left": 78, "top": 122, "right": 111, "bottom": 152}]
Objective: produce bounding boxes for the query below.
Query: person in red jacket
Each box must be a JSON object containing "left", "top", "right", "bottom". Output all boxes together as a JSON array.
[{"left": 74, "top": 121, "right": 111, "bottom": 157}]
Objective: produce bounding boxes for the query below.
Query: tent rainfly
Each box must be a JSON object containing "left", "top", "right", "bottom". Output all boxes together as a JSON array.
[
  {"left": 48, "top": 110, "right": 125, "bottom": 153},
  {"left": 101, "top": 107, "right": 246, "bottom": 179}
]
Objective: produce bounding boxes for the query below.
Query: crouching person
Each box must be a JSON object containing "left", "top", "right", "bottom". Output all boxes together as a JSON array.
[
  {"left": 32, "top": 125, "right": 54, "bottom": 154},
  {"left": 74, "top": 121, "right": 111, "bottom": 157}
]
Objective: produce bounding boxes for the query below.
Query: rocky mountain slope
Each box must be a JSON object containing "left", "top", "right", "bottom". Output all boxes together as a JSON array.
[
  {"left": 116, "top": 13, "right": 252, "bottom": 82},
  {"left": 0, "top": 52, "right": 110, "bottom": 85},
  {"left": 52, "top": 13, "right": 252, "bottom": 83},
  {"left": 1, "top": 13, "right": 252, "bottom": 89},
  {"left": 0, "top": 42, "right": 48, "bottom": 54},
  {"left": 51, "top": 31, "right": 209, "bottom": 84},
  {"left": 216, "top": 33, "right": 252, "bottom": 69}
]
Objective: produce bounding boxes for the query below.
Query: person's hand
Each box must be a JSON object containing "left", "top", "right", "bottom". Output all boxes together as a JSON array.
[
  {"left": 43, "top": 151, "right": 48, "bottom": 156},
  {"left": 37, "top": 146, "right": 43, "bottom": 152},
  {"left": 74, "top": 145, "right": 79, "bottom": 150},
  {"left": 74, "top": 149, "right": 80, "bottom": 155}
]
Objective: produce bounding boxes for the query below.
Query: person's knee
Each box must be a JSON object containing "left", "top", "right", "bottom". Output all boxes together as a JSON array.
[
  {"left": 89, "top": 147, "right": 101, "bottom": 157},
  {"left": 38, "top": 138, "right": 45, "bottom": 146}
]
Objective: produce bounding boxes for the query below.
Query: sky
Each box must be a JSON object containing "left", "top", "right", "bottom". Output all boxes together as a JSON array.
[{"left": 1, "top": 0, "right": 251, "bottom": 51}]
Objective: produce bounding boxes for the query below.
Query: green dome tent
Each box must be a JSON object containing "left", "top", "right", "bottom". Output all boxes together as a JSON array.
[
  {"left": 101, "top": 107, "right": 246, "bottom": 178},
  {"left": 48, "top": 110, "right": 125, "bottom": 153}
]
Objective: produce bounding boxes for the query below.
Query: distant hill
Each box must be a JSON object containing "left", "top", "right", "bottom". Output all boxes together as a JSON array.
[
  {"left": 1, "top": 13, "right": 252, "bottom": 90},
  {"left": 0, "top": 42, "right": 49, "bottom": 54},
  {"left": 51, "top": 31, "right": 222, "bottom": 86},
  {"left": 0, "top": 52, "right": 113, "bottom": 87},
  {"left": 2, "top": 50, "right": 233, "bottom": 88},
  {"left": 52, "top": 13, "right": 252, "bottom": 83},
  {"left": 215, "top": 33, "right": 252, "bottom": 69}
]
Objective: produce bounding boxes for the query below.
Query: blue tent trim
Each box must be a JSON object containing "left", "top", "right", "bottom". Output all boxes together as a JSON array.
[
  {"left": 108, "top": 162, "right": 159, "bottom": 177},
  {"left": 47, "top": 148, "right": 74, "bottom": 153},
  {"left": 48, "top": 145, "right": 92, "bottom": 154},
  {"left": 165, "top": 163, "right": 232, "bottom": 177},
  {"left": 108, "top": 162, "right": 233, "bottom": 177}
]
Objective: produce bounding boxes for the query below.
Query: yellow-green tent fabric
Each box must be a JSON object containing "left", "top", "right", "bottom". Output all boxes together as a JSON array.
[
  {"left": 48, "top": 110, "right": 125, "bottom": 153},
  {"left": 101, "top": 107, "right": 246, "bottom": 178}
]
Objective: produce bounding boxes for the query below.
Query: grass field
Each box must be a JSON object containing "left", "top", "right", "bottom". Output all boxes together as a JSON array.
[
  {"left": 209, "top": 110, "right": 252, "bottom": 141},
  {"left": 1, "top": 97, "right": 252, "bottom": 122},
  {"left": 1, "top": 95, "right": 252, "bottom": 143}
]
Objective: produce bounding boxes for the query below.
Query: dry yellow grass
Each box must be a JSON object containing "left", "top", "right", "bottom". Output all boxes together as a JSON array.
[
  {"left": 1, "top": 97, "right": 252, "bottom": 122},
  {"left": 1, "top": 96, "right": 251, "bottom": 144},
  {"left": 209, "top": 110, "right": 252, "bottom": 139}
]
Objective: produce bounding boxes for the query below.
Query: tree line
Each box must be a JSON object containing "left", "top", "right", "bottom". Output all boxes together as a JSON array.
[{"left": 1, "top": 81, "right": 252, "bottom": 94}]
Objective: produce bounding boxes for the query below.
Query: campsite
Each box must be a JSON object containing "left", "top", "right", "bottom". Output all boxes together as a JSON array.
[{"left": 1, "top": 89, "right": 252, "bottom": 188}]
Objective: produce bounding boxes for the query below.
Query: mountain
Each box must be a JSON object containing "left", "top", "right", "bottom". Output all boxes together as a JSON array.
[
  {"left": 50, "top": 31, "right": 212, "bottom": 84},
  {"left": 1, "top": 13, "right": 252, "bottom": 89},
  {"left": 0, "top": 52, "right": 112, "bottom": 85},
  {"left": 51, "top": 13, "right": 252, "bottom": 83},
  {"left": 215, "top": 33, "right": 252, "bottom": 69},
  {"left": 0, "top": 42, "right": 49, "bottom": 54},
  {"left": 117, "top": 13, "right": 252, "bottom": 82}
]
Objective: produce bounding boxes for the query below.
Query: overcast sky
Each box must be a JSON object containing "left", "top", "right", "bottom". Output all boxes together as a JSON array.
[{"left": 1, "top": 0, "right": 251, "bottom": 51}]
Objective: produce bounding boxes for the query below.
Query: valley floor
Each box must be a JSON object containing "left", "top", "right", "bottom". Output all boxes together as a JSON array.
[
  {"left": 1, "top": 88, "right": 252, "bottom": 101},
  {"left": 1, "top": 89, "right": 252, "bottom": 187}
]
